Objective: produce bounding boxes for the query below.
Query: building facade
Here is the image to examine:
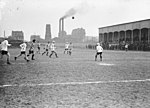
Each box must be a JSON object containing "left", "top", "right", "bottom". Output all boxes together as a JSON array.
[
  {"left": 12, "top": 31, "right": 24, "bottom": 40},
  {"left": 99, "top": 19, "right": 150, "bottom": 50},
  {"left": 30, "top": 35, "right": 41, "bottom": 41}
]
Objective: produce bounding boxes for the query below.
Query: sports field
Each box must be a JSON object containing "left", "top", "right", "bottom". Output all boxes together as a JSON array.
[{"left": 0, "top": 47, "right": 150, "bottom": 108}]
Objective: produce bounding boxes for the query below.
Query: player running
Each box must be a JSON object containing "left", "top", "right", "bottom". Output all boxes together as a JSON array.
[
  {"left": 14, "top": 41, "right": 29, "bottom": 62},
  {"left": 42, "top": 41, "right": 50, "bottom": 56},
  {"left": 68, "top": 42, "right": 73, "bottom": 55},
  {"left": 49, "top": 41, "right": 58, "bottom": 58},
  {"left": 37, "top": 41, "right": 41, "bottom": 54},
  {"left": 27, "top": 39, "right": 36, "bottom": 60},
  {"left": 95, "top": 43, "right": 103, "bottom": 61},
  {"left": 1, "top": 38, "right": 11, "bottom": 64},
  {"left": 64, "top": 42, "right": 69, "bottom": 54}
]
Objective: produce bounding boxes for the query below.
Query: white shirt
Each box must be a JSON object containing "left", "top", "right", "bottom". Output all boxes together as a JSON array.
[
  {"left": 125, "top": 44, "right": 128, "bottom": 48},
  {"left": 45, "top": 43, "right": 50, "bottom": 49},
  {"left": 51, "top": 43, "right": 56, "bottom": 51},
  {"left": 96, "top": 45, "right": 103, "bottom": 52},
  {"left": 1, "top": 40, "right": 11, "bottom": 51},
  {"left": 65, "top": 43, "right": 69, "bottom": 49},
  {"left": 20, "top": 43, "right": 27, "bottom": 51}
]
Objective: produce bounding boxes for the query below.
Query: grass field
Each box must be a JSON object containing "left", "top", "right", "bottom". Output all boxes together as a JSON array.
[{"left": 0, "top": 47, "right": 150, "bottom": 108}]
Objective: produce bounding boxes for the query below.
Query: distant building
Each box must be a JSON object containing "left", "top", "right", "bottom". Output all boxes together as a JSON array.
[
  {"left": 98, "top": 19, "right": 150, "bottom": 51},
  {"left": 84, "top": 36, "right": 98, "bottom": 43},
  {"left": 30, "top": 35, "right": 45, "bottom": 42},
  {"left": 30, "top": 35, "right": 40, "bottom": 41},
  {"left": 45, "top": 24, "right": 51, "bottom": 41},
  {"left": 12, "top": 31, "right": 24, "bottom": 40},
  {"left": 71, "top": 28, "right": 86, "bottom": 42}
]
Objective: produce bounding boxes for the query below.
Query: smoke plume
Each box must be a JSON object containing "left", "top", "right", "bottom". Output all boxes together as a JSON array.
[
  {"left": 0, "top": 0, "right": 6, "bottom": 20},
  {"left": 62, "top": 1, "right": 91, "bottom": 19}
]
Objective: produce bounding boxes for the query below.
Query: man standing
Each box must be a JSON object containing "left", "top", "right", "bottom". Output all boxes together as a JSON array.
[
  {"left": 1, "top": 38, "right": 11, "bottom": 64},
  {"left": 49, "top": 41, "right": 58, "bottom": 58},
  {"left": 95, "top": 43, "right": 103, "bottom": 61},
  {"left": 125, "top": 43, "right": 129, "bottom": 52}
]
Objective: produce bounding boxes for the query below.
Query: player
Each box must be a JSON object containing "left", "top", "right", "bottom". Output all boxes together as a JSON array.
[
  {"left": 0, "top": 42, "right": 2, "bottom": 59},
  {"left": 42, "top": 41, "right": 50, "bottom": 56},
  {"left": 14, "top": 41, "right": 29, "bottom": 62},
  {"left": 68, "top": 42, "right": 73, "bottom": 56},
  {"left": 125, "top": 43, "right": 129, "bottom": 52},
  {"left": 27, "top": 39, "right": 36, "bottom": 60},
  {"left": 95, "top": 43, "right": 103, "bottom": 61},
  {"left": 64, "top": 42, "right": 69, "bottom": 54},
  {"left": 37, "top": 41, "right": 41, "bottom": 54},
  {"left": 1, "top": 38, "right": 11, "bottom": 64},
  {"left": 49, "top": 41, "right": 58, "bottom": 58}
]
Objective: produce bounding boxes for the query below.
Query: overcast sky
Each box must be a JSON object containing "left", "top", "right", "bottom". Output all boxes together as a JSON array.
[{"left": 0, "top": 0, "right": 150, "bottom": 41}]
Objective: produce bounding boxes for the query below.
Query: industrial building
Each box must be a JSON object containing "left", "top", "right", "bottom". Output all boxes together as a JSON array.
[
  {"left": 12, "top": 31, "right": 24, "bottom": 40},
  {"left": 98, "top": 19, "right": 150, "bottom": 50}
]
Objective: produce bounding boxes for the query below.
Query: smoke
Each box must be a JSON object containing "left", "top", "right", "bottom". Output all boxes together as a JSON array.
[
  {"left": 62, "top": 1, "right": 91, "bottom": 19},
  {"left": 0, "top": 0, "right": 7, "bottom": 20}
]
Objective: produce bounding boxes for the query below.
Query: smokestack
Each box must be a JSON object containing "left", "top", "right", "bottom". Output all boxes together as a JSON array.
[
  {"left": 59, "top": 18, "right": 62, "bottom": 34},
  {"left": 62, "top": 18, "right": 64, "bottom": 32}
]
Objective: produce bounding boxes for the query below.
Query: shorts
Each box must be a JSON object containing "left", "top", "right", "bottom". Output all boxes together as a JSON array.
[
  {"left": 38, "top": 47, "right": 40, "bottom": 50},
  {"left": 21, "top": 51, "right": 26, "bottom": 55},
  {"left": 97, "top": 52, "right": 102, "bottom": 55},
  {"left": 29, "top": 50, "right": 34, "bottom": 54},
  {"left": 46, "top": 49, "right": 48, "bottom": 51},
  {"left": 1, "top": 50, "right": 8, "bottom": 55}
]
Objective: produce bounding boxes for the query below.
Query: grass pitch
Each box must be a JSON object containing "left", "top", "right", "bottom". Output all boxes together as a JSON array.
[{"left": 0, "top": 48, "right": 150, "bottom": 108}]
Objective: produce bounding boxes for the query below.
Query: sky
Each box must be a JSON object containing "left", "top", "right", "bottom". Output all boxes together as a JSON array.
[{"left": 0, "top": 0, "right": 150, "bottom": 41}]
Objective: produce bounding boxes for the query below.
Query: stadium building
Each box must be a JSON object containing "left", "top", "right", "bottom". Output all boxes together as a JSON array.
[{"left": 98, "top": 19, "right": 150, "bottom": 51}]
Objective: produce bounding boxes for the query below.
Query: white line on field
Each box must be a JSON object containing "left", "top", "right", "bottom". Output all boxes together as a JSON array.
[
  {"left": 0, "top": 79, "right": 150, "bottom": 88},
  {"left": 97, "top": 63, "right": 115, "bottom": 66}
]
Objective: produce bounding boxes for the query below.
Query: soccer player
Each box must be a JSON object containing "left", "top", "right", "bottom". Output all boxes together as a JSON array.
[
  {"left": 37, "top": 41, "right": 41, "bottom": 54},
  {"left": 42, "top": 41, "right": 50, "bottom": 56},
  {"left": 68, "top": 42, "right": 73, "bottom": 56},
  {"left": 49, "top": 41, "right": 58, "bottom": 58},
  {"left": 27, "top": 39, "right": 36, "bottom": 60},
  {"left": 125, "top": 43, "right": 129, "bottom": 52},
  {"left": 0, "top": 42, "right": 2, "bottom": 59},
  {"left": 1, "top": 38, "right": 11, "bottom": 64},
  {"left": 95, "top": 43, "right": 103, "bottom": 61},
  {"left": 64, "top": 42, "right": 69, "bottom": 54},
  {"left": 14, "top": 41, "right": 29, "bottom": 62}
]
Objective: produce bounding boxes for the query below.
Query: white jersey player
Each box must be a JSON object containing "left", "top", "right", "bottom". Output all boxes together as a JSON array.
[
  {"left": 14, "top": 42, "right": 29, "bottom": 62},
  {"left": 95, "top": 43, "right": 103, "bottom": 61},
  {"left": 1, "top": 39, "right": 11, "bottom": 64},
  {"left": 49, "top": 41, "right": 58, "bottom": 58},
  {"left": 64, "top": 42, "right": 69, "bottom": 54}
]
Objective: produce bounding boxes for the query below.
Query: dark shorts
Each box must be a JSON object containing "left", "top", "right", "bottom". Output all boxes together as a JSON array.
[
  {"left": 97, "top": 52, "right": 102, "bottom": 55},
  {"left": 65, "top": 48, "right": 68, "bottom": 50},
  {"left": 1, "top": 50, "right": 8, "bottom": 55},
  {"left": 21, "top": 51, "right": 26, "bottom": 55},
  {"left": 46, "top": 49, "right": 48, "bottom": 51},
  {"left": 29, "top": 50, "right": 34, "bottom": 54},
  {"left": 38, "top": 47, "right": 40, "bottom": 50}
]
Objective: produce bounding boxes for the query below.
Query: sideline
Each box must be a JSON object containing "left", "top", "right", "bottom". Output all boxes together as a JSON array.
[{"left": 0, "top": 79, "right": 150, "bottom": 88}]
